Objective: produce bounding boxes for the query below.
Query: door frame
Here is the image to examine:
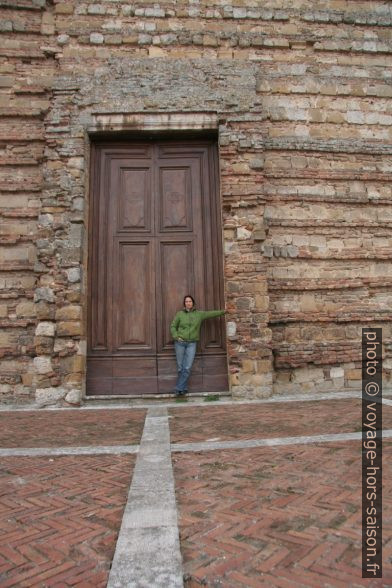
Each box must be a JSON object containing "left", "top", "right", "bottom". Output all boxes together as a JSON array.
[{"left": 86, "top": 132, "right": 228, "bottom": 397}]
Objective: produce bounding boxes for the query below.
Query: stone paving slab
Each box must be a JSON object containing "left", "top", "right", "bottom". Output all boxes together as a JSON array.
[
  {"left": 169, "top": 398, "right": 392, "bottom": 444},
  {"left": 0, "top": 408, "right": 147, "bottom": 448},
  {"left": 173, "top": 441, "right": 392, "bottom": 588},
  {"left": 108, "top": 408, "right": 183, "bottom": 588},
  {"left": 0, "top": 454, "right": 135, "bottom": 588}
]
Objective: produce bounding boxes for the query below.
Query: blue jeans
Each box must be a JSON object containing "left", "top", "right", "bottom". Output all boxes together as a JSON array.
[{"left": 174, "top": 340, "right": 197, "bottom": 393}]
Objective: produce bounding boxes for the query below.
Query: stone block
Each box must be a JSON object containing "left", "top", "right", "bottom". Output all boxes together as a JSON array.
[
  {"left": 0, "top": 76, "right": 14, "bottom": 87},
  {"left": 292, "top": 367, "right": 324, "bottom": 383},
  {"left": 226, "top": 321, "right": 237, "bottom": 337},
  {"left": 262, "top": 245, "right": 274, "bottom": 257},
  {"left": 66, "top": 267, "right": 81, "bottom": 283},
  {"left": 57, "top": 34, "right": 69, "bottom": 45},
  {"left": 65, "top": 388, "right": 81, "bottom": 405},
  {"left": 149, "top": 46, "right": 165, "bottom": 57},
  {"left": 16, "top": 301, "right": 36, "bottom": 318},
  {"left": 35, "top": 322, "right": 56, "bottom": 337},
  {"left": 88, "top": 4, "right": 106, "bottom": 14},
  {"left": 71, "top": 355, "right": 84, "bottom": 373},
  {"left": 253, "top": 228, "right": 266, "bottom": 241},
  {"left": 55, "top": 306, "right": 82, "bottom": 321},
  {"left": 287, "top": 246, "right": 298, "bottom": 257},
  {"left": 41, "top": 23, "right": 55, "bottom": 35},
  {"left": 254, "top": 295, "right": 269, "bottom": 312},
  {"left": 90, "top": 33, "right": 104, "bottom": 44},
  {"left": 35, "top": 288, "right": 55, "bottom": 303},
  {"left": 33, "top": 356, "right": 53, "bottom": 375},
  {"left": 34, "top": 336, "right": 54, "bottom": 355},
  {"left": 255, "top": 356, "right": 272, "bottom": 375},
  {"left": 145, "top": 7, "right": 165, "bottom": 17},
  {"left": 0, "top": 332, "right": 13, "bottom": 346},
  {"left": 36, "top": 302, "right": 56, "bottom": 320},
  {"left": 300, "top": 295, "right": 318, "bottom": 312},
  {"left": 237, "top": 227, "right": 252, "bottom": 240},
  {"left": 1, "top": 246, "right": 32, "bottom": 262},
  {"left": 123, "top": 35, "right": 138, "bottom": 44},
  {"left": 230, "top": 372, "right": 240, "bottom": 387},
  {"left": 64, "top": 373, "right": 83, "bottom": 384},
  {"left": 203, "top": 35, "right": 218, "bottom": 47},
  {"left": 22, "top": 373, "right": 34, "bottom": 386},
  {"left": 330, "top": 367, "right": 344, "bottom": 378},
  {"left": 36, "top": 387, "right": 66, "bottom": 406},
  {"left": 241, "top": 359, "right": 255, "bottom": 373},
  {"left": 232, "top": 163, "right": 249, "bottom": 173},
  {"left": 346, "top": 369, "right": 361, "bottom": 380},
  {"left": 57, "top": 321, "right": 82, "bottom": 336},
  {"left": 55, "top": 3, "right": 74, "bottom": 14}
]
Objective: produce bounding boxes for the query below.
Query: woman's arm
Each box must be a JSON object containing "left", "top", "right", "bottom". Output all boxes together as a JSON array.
[{"left": 201, "top": 310, "right": 226, "bottom": 319}]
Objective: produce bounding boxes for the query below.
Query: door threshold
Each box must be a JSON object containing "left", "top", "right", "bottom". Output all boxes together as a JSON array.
[{"left": 83, "top": 391, "right": 231, "bottom": 405}]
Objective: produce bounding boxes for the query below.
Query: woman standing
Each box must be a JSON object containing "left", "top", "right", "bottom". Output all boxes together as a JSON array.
[{"left": 170, "top": 295, "right": 226, "bottom": 396}]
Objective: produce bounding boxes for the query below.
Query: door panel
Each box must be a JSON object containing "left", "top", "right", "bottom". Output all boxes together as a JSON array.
[
  {"left": 159, "top": 166, "right": 193, "bottom": 231},
  {"left": 118, "top": 167, "right": 151, "bottom": 232},
  {"left": 114, "top": 240, "right": 155, "bottom": 351},
  {"left": 158, "top": 240, "right": 194, "bottom": 351},
  {"left": 87, "top": 140, "right": 227, "bottom": 396}
]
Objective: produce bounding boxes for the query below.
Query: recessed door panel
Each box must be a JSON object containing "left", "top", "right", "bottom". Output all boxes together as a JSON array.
[
  {"left": 159, "top": 166, "right": 192, "bottom": 231},
  {"left": 118, "top": 167, "right": 151, "bottom": 231},
  {"left": 158, "top": 240, "right": 194, "bottom": 351},
  {"left": 114, "top": 240, "right": 155, "bottom": 351}
]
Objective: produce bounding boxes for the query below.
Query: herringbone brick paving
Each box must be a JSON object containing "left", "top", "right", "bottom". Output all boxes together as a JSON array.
[
  {"left": 1, "top": 401, "right": 390, "bottom": 587},
  {"left": 0, "top": 409, "right": 146, "bottom": 448},
  {"left": 0, "top": 454, "right": 135, "bottom": 587},
  {"left": 169, "top": 398, "right": 392, "bottom": 444},
  {"left": 173, "top": 441, "right": 392, "bottom": 588}
]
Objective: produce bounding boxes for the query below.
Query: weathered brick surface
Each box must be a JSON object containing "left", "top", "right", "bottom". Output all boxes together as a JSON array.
[
  {"left": 0, "top": 408, "right": 146, "bottom": 448},
  {"left": 169, "top": 398, "right": 392, "bottom": 444},
  {"left": 173, "top": 441, "right": 392, "bottom": 587},
  {"left": 1, "top": 0, "right": 391, "bottom": 403},
  {"left": 0, "top": 454, "right": 135, "bottom": 588}
]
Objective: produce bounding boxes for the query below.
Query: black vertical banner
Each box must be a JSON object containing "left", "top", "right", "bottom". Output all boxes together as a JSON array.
[{"left": 362, "top": 328, "right": 382, "bottom": 578}]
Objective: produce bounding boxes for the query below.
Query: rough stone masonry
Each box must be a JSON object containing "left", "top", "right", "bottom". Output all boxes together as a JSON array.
[{"left": 0, "top": 0, "right": 391, "bottom": 406}]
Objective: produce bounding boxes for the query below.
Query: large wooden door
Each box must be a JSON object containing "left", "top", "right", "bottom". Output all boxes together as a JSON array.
[{"left": 87, "top": 140, "right": 227, "bottom": 396}]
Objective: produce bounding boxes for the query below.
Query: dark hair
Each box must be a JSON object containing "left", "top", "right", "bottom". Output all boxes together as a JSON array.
[{"left": 183, "top": 294, "right": 195, "bottom": 307}]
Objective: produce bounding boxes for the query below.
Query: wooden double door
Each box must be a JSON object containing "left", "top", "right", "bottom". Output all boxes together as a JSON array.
[{"left": 87, "top": 139, "right": 228, "bottom": 396}]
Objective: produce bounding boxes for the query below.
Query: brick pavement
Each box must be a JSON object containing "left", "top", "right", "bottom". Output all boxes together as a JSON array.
[
  {"left": 173, "top": 441, "right": 392, "bottom": 588},
  {"left": 0, "top": 454, "right": 135, "bottom": 588},
  {"left": 0, "top": 409, "right": 146, "bottom": 448},
  {"left": 169, "top": 398, "right": 392, "bottom": 444},
  {"left": 0, "top": 399, "right": 390, "bottom": 587}
]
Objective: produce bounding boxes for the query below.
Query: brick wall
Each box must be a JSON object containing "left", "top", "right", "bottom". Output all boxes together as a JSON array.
[{"left": 1, "top": 0, "right": 391, "bottom": 405}]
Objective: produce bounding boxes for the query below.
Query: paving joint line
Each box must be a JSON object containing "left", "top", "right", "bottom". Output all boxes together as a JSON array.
[
  {"left": 171, "top": 429, "right": 392, "bottom": 453},
  {"left": 0, "top": 445, "right": 139, "bottom": 457},
  {"left": 107, "top": 406, "right": 184, "bottom": 588},
  {"left": 2, "top": 426, "right": 392, "bottom": 458}
]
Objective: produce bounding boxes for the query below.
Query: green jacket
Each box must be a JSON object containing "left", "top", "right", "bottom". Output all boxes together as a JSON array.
[{"left": 170, "top": 308, "right": 226, "bottom": 342}]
